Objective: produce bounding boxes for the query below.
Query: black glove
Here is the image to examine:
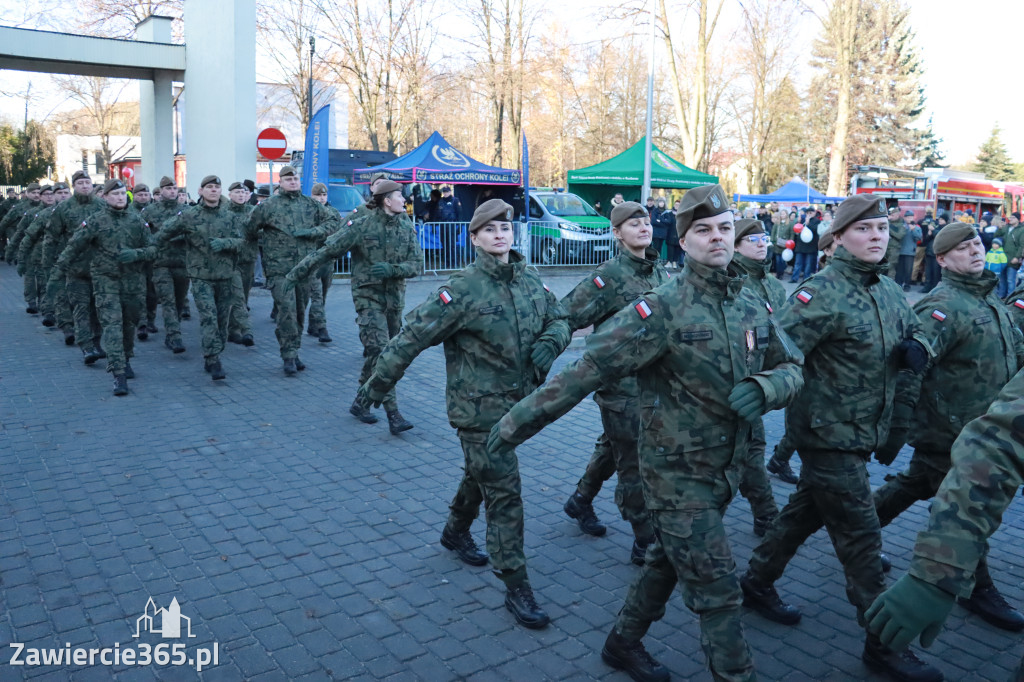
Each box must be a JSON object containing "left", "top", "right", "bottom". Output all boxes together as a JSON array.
[
  {"left": 897, "top": 339, "right": 928, "bottom": 374},
  {"left": 875, "top": 426, "right": 908, "bottom": 465}
]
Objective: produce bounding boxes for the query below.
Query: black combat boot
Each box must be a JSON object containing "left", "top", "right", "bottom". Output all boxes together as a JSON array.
[
  {"left": 318, "top": 328, "right": 332, "bottom": 343},
  {"left": 630, "top": 537, "right": 651, "bottom": 566},
  {"left": 387, "top": 410, "right": 414, "bottom": 435},
  {"left": 82, "top": 347, "right": 103, "bottom": 365},
  {"left": 862, "top": 633, "right": 943, "bottom": 682},
  {"left": 283, "top": 358, "right": 297, "bottom": 376},
  {"left": 165, "top": 336, "right": 186, "bottom": 354},
  {"left": 136, "top": 324, "right": 148, "bottom": 341},
  {"left": 740, "top": 571, "right": 802, "bottom": 625},
  {"left": 241, "top": 334, "right": 254, "bottom": 347},
  {"left": 63, "top": 330, "right": 75, "bottom": 345},
  {"left": 959, "top": 584, "right": 1024, "bottom": 631},
  {"left": 112, "top": 374, "right": 128, "bottom": 396},
  {"left": 26, "top": 306, "right": 38, "bottom": 314},
  {"left": 766, "top": 451, "right": 799, "bottom": 484},
  {"left": 124, "top": 362, "right": 135, "bottom": 380},
  {"left": 146, "top": 322, "right": 158, "bottom": 333},
  {"left": 601, "top": 630, "right": 670, "bottom": 682},
  {"left": 880, "top": 552, "right": 892, "bottom": 573},
  {"left": 349, "top": 397, "right": 379, "bottom": 424},
  {"left": 94, "top": 347, "right": 106, "bottom": 359},
  {"left": 295, "top": 356, "right": 306, "bottom": 371},
  {"left": 205, "top": 358, "right": 225, "bottom": 381},
  {"left": 564, "top": 492, "right": 607, "bottom": 536},
  {"left": 439, "top": 526, "right": 488, "bottom": 566},
  {"left": 306, "top": 327, "right": 318, "bottom": 337},
  {"left": 179, "top": 307, "right": 191, "bottom": 320},
  {"left": 504, "top": 584, "right": 549, "bottom": 630},
  {"left": 42, "top": 313, "right": 55, "bottom": 327},
  {"left": 753, "top": 512, "right": 777, "bottom": 538},
  {"left": 227, "top": 332, "right": 243, "bottom": 344}
]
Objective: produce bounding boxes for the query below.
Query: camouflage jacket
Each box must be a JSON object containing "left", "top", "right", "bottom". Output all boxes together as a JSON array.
[
  {"left": 288, "top": 206, "right": 422, "bottom": 310},
  {"left": 16, "top": 206, "right": 57, "bottom": 267},
  {"left": 779, "top": 246, "right": 930, "bottom": 456},
  {"left": 560, "top": 247, "right": 668, "bottom": 411},
  {"left": 0, "top": 197, "right": 15, "bottom": 225},
  {"left": 732, "top": 253, "right": 787, "bottom": 312},
  {"left": 1, "top": 198, "right": 40, "bottom": 243},
  {"left": 43, "top": 193, "right": 105, "bottom": 276},
  {"left": 885, "top": 218, "right": 907, "bottom": 270},
  {"left": 246, "top": 189, "right": 341, "bottom": 278},
  {"left": 895, "top": 269, "right": 1021, "bottom": 453},
  {"left": 53, "top": 202, "right": 153, "bottom": 281},
  {"left": 1004, "top": 282, "right": 1024, "bottom": 336},
  {"left": 6, "top": 201, "right": 48, "bottom": 259},
  {"left": 141, "top": 198, "right": 188, "bottom": 268},
  {"left": 370, "top": 248, "right": 570, "bottom": 432},
  {"left": 228, "top": 201, "right": 256, "bottom": 264},
  {"left": 496, "top": 258, "right": 804, "bottom": 509},
  {"left": 910, "top": 366, "right": 1024, "bottom": 598},
  {"left": 151, "top": 199, "right": 245, "bottom": 281},
  {"left": 996, "top": 223, "right": 1024, "bottom": 262}
]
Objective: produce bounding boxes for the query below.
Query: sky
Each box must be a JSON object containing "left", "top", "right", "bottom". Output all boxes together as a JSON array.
[{"left": 0, "top": 0, "right": 1019, "bottom": 167}]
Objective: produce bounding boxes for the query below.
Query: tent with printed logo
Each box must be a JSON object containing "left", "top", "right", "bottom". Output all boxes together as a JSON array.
[
  {"left": 353, "top": 131, "right": 521, "bottom": 186},
  {"left": 733, "top": 178, "right": 847, "bottom": 204},
  {"left": 566, "top": 138, "right": 718, "bottom": 215}
]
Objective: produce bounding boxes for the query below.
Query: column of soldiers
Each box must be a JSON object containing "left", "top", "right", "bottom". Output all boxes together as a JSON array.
[{"left": 7, "top": 173, "right": 1024, "bottom": 682}]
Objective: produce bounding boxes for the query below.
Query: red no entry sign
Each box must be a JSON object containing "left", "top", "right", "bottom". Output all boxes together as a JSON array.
[{"left": 256, "top": 128, "right": 287, "bottom": 160}]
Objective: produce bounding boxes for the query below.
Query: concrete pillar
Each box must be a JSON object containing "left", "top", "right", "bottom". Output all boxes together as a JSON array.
[
  {"left": 183, "top": 0, "right": 256, "bottom": 195},
  {"left": 135, "top": 16, "right": 175, "bottom": 186}
]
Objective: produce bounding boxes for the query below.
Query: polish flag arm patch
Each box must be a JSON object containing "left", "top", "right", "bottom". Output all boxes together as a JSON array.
[
  {"left": 931, "top": 309, "right": 947, "bottom": 322},
  {"left": 634, "top": 300, "right": 653, "bottom": 319},
  {"left": 795, "top": 290, "right": 813, "bottom": 304},
  {"left": 593, "top": 275, "right": 605, "bottom": 289},
  {"left": 543, "top": 284, "right": 550, "bottom": 292},
  {"left": 439, "top": 290, "right": 453, "bottom": 305},
  {"left": 766, "top": 302, "right": 773, "bottom": 314},
  {"left": 1014, "top": 299, "right": 1024, "bottom": 310}
]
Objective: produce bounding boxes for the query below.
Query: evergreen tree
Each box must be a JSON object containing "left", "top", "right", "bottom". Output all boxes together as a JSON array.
[
  {"left": 914, "top": 115, "right": 946, "bottom": 170},
  {"left": 0, "top": 121, "right": 54, "bottom": 186},
  {"left": 972, "top": 125, "right": 1015, "bottom": 181}
]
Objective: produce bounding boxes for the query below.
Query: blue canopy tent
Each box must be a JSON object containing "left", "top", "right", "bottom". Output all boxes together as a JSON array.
[
  {"left": 734, "top": 178, "right": 846, "bottom": 204},
  {"left": 353, "top": 131, "right": 521, "bottom": 186}
]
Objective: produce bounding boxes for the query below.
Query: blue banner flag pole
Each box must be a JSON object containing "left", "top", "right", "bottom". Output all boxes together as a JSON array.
[{"left": 301, "top": 104, "right": 331, "bottom": 195}]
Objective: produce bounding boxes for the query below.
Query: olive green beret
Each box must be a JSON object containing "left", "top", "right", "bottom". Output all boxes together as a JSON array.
[
  {"left": 933, "top": 222, "right": 978, "bottom": 255},
  {"left": 278, "top": 166, "right": 297, "bottom": 178},
  {"left": 311, "top": 182, "right": 328, "bottom": 195},
  {"left": 610, "top": 201, "right": 648, "bottom": 227},
  {"left": 200, "top": 175, "right": 221, "bottom": 188},
  {"left": 675, "top": 184, "right": 731, "bottom": 237},
  {"left": 818, "top": 230, "right": 834, "bottom": 251},
  {"left": 830, "top": 194, "right": 887, "bottom": 235},
  {"left": 52, "top": 182, "right": 68, "bottom": 191},
  {"left": 26, "top": 182, "right": 41, "bottom": 192},
  {"left": 369, "top": 171, "right": 389, "bottom": 183},
  {"left": 159, "top": 176, "right": 176, "bottom": 189},
  {"left": 103, "top": 178, "right": 125, "bottom": 194},
  {"left": 469, "top": 198, "right": 514, "bottom": 233},
  {"left": 39, "top": 185, "right": 53, "bottom": 194},
  {"left": 228, "top": 181, "right": 243, "bottom": 191},
  {"left": 733, "top": 218, "right": 765, "bottom": 244},
  {"left": 71, "top": 170, "right": 90, "bottom": 184},
  {"left": 372, "top": 179, "right": 402, "bottom": 197},
  {"left": 134, "top": 183, "right": 149, "bottom": 193}
]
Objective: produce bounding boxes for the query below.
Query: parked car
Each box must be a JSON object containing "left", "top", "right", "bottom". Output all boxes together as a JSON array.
[{"left": 527, "top": 191, "right": 613, "bottom": 265}]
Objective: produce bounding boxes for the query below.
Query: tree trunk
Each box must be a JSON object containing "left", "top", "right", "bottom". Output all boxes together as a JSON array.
[{"left": 826, "top": 0, "right": 860, "bottom": 197}]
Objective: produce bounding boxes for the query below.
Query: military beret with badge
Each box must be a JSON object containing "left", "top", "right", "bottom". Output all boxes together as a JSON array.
[{"left": 675, "top": 184, "right": 731, "bottom": 238}]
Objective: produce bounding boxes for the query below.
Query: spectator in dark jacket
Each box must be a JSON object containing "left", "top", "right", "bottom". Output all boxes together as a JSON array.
[
  {"left": 921, "top": 212, "right": 946, "bottom": 292},
  {"left": 789, "top": 214, "right": 819, "bottom": 282}
]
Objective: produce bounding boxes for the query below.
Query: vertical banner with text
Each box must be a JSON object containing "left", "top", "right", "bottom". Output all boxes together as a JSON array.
[{"left": 301, "top": 104, "right": 331, "bottom": 195}]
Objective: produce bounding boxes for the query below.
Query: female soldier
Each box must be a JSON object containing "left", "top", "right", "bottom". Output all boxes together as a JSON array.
[{"left": 357, "top": 199, "right": 570, "bottom": 629}]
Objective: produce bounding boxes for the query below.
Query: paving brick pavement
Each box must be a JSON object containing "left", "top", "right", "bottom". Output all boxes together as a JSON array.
[{"left": 1, "top": 262, "right": 1022, "bottom": 681}]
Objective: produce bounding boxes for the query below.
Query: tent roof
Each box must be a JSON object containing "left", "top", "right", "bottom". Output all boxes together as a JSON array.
[
  {"left": 353, "top": 131, "right": 521, "bottom": 185},
  {"left": 734, "top": 178, "right": 847, "bottom": 204},
  {"left": 567, "top": 138, "right": 718, "bottom": 189}
]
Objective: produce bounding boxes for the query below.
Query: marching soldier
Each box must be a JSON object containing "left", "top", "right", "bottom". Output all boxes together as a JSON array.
[
  {"left": 129, "top": 183, "right": 157, "bottom": 338},
  {"left": 17, "top": 183, "right": 70, "bottom": 320},
  {"left": 142, "top": 177, "right": 192, "bottom": 353},
  {"left": 10, "top": 185, "right": 56, "bottom": 313},
  {"left": 488, "top": 185, "right": 803, "bottom": 681},
  {"left": 1, "top": 182, "right": 41, "bottom": 260},
  {"left": 305, "top": 182, "right": 341, "bottom": 344},
  {"left": 226, "top": 181, "right": 257, "bottom": 345},
  {"left": 358, "top": 199, "right": 570, "bottom": 629}
]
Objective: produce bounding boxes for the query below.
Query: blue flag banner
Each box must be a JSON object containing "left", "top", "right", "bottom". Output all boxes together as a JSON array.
[
  {"left": 301, "top": 104, "right": 331, "bottom": 195},
  {"left": 522, "top": 133, "right": 529, "bottom": 221}
]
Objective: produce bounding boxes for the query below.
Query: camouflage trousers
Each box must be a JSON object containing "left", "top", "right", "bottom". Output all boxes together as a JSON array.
[
  {"left": 446, "top": 429, "right": 528, "bottom": 588},
  {"left": 873, "top": 448, "right": 994, "bottom": 589},
  {"left": 306, "top": 267, "right": 333, "bottom": 334},
  {"left": 575, "top": 401, "right": 654, "bottom": 540},
  {"left": 268, "top": 275, "right": 309, "bottom": 360},
  {"left": 22, "top": 265, "right": 44, "bottom": 310},
  {"left": 67, "top": 275, "right": 101, "bottom": 352},
  {"left": 228, "top": 261, "right": 255, "bottom": 337},
  {"left": 192, "top": 277, "right": 250, "bottom": 360},
  {"left": 153, "top": 265, "right": 189, "bottom": 342},
  {"left": 45, "top": 267, "right": 73, "bottom": 332},
  {"left": 772, "top": 426, "right": 798, "bottom": 466},
  {"left": 615, "top": 506, "right": 755, "bottom": 682},
  {"left": 738, "top": 420, "right": 779, "bottom": 521},
  {"left": 94, "top": 275, "right": 144, "bottom": 374},
  {"left": 142, "top": 264, "right": 156, "bottom": 326},
  {"left": 748, "top": 451, "right": 885, "bottom": 623},
  {"left": 355, "top": 305, "right": 402, "bottom": 412}
]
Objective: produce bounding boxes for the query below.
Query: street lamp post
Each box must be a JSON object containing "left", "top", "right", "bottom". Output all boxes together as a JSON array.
[{"left": 308, "top": 36, "right": 315, "bottom": 127}]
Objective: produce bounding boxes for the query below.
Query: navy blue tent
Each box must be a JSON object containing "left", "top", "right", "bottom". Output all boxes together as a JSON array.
[
  {"left": 734, "top": 178, "right": 846, "bottom": 204},
  {"left": 353, "top": 131, "right": 521, "bottom": 185}
]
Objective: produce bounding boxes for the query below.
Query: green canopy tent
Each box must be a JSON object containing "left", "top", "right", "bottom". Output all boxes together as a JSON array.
[{"left": 567, "top": 137, "right": 719, "bottom": 213}]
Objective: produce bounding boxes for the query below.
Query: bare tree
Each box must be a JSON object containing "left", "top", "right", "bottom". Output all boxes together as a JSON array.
[
  {"left": 75, "top": 0, "right": 184, "bottom": 40},
  {"left": 51, "top": 77, "right": 139, "bottom": 179}
]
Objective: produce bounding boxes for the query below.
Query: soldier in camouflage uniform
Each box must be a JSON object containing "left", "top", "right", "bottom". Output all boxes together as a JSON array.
[
  {"left": 226, "top": 181, "right": 257, "bottom": 344},
  {"left": 129, "top": 183, "right": 158, "bottom": 338},
  {"left": 17, "top": 183, "right": 69, "bottom": 319},
  {"left": 731, "top": 219, "right": 786, "bottom": 538},
  {"left": 304, "top": 182, "right": 342, "bottom": 344},
  {"left": 11, "top": 185, "right": 56, "bottom": 313},
  {"left": 150, "top": 175, "right": 253, "bottom": 380},
  {"left": 248, "top": 165, "right": 341, "bottom": 375},
  {"left": 885, "top": 206, "right": 907, "bottom": 280},
  {"left": 5, "top": 185, "right": 50, "bottom": 266},
  {"left": 871, "top": 223, "right": 1024, "bottom": 632},
  {"left": 489, "top": 185, "right": 804, "bottom": 682},
  {"left": 866, "top": 367, "right": 1024, "bottom": 668},
  {"left": 558, "top": 201, "right": 668, "bottom": 563},
  {"left": 47, "top": 179, "right": 153, "bottom": 395},
  {"left": 0, "top": 182, "right": 40, "bottom": 255},
  {"left": 42, "top": 172, "right": 104, "bottom": 352},
  {"left": 0, "top": 187, "right": 17, "bottom": 234},
  {"left": 286, "top": 179, "right": 421, "bottom": 431},
  {"left": 740, "top": 194, "right": 942, "bottom": 682},
  {"left": 358, "top": 199, "right": 570, "bottom": 630},
  {"left": 142, "top": 176, "right": 192, "bottom": 353}
]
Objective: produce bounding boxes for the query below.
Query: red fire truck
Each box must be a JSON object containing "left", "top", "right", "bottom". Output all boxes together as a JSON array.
[{"left": 849, "top": 165, "right": 1024, "bottom": 220}]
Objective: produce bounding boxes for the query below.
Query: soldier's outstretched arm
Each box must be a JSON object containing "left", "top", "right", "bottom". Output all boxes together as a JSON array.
[
  {"left": 390, "top": 224, "right": 424, "bottom": 279},
  {"left": 777, "top": 282, "right": 838, "bottom": 354},
  {"left": 41, "top": 207, "right": 65, "bottom": 270},
  {"left": 49, "top": 224, "right": 93, "bottom": 280},
  {"left": 559, "top": 269, "right": 616, "bottom": 333},
  {"left": 743, "top": 317, "right": 804, "bottom": 413},
  {"left": 288, "top": 217, "right": 363, "bottom": 282},
  {"left": 16, "top": 221, "right": 43, "bottom": 265}
]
